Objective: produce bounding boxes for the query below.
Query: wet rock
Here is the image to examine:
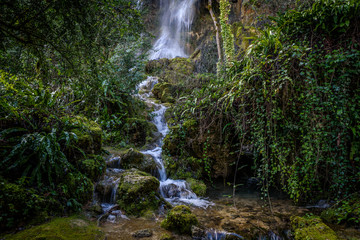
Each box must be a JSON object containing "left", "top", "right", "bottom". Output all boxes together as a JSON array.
[
  {"left": 161, "top": 205, "right": 198, "bottom": 235},
  {"left": 118, "top": 148, "right": 160, "bottom": 176},
  {"left": 191, "top": 225, "right": 205, "bottom": 239},
  {"left": 291, "top": 215, "right": 339, "bottom": 240},
  {"left": 132, "top": 229, "right": 153, "bottom": 238},
  {"left": 96, "top": 176, "right": 119, "bottom": 198},
  {"left": 116, "top": 168, "right": 163, "bottom": 216}
]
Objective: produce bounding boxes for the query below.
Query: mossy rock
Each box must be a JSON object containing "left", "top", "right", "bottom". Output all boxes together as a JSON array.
[
  {"left": 124, "top": 118, "right": 157, "bottom": 147},
  {"left": 67, "top": 116, "right": 102, "bottom": 156},
  {"left": 118, "top": 148, "right": 159, "bottom": 176},
  {"left": 161, "top": 205, "right": 198, "bottom": 235},
  {"left": 3, "top": 216, "right": 104, "bottom": 240},
  {"left": 291, "top": 215, "right": 339, "bottom": 240},
  {"left": 152, "top": 82, "right": 175, "bottom": 103},
  {"left": 145, "top": 58, "right": 171, "bottom": 74},
  {"left": 77, "top": 155, "right": 105, "bottom": 181},
  {"left": 116, "top": 169, "right": 163, "bottom": 216},
  {"left": 186, "top": 178, "right": 206, "bottom": 197},
  {"left": 0, "top": 181, "right": 47, "bottom": 230}
]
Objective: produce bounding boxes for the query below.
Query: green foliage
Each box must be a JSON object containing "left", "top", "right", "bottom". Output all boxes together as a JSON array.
[
  {"left": 321, "top": 193, "right": 360, "bottom": 225},
  {"left": 161, "top": 205, "right": 198, "bottom": 235},
  {"left": 169, "top": 0, "right": 360, "bottom": 204},
  {"left": 0, "top": 181, "right": 47, "bottom": 230},
  {"left": 219, "top": 0, "right": 235, "bottom": 63},
  {"left": 0, "top": 0, "right": 150, "bottom": 231}
]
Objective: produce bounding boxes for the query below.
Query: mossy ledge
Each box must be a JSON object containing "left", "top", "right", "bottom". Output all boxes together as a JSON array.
[{"left": 3, "top": 216, "right": 104, "bottom": 240}]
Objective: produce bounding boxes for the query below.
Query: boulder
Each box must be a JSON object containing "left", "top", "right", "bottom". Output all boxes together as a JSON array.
[
  {"left": 116, "top": 169, "right": 163, "bottom": 216},
  {"left": 161, "top": 205, "right": 198, "bottom": 235},
  {"left": 115, "top": 148, "right": 160, "bottom": 176}
]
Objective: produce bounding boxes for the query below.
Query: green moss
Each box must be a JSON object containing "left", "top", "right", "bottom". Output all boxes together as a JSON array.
[
  {"left": 186, "top": 178, "right": 206, "bottom": 197},
  {"left": 161, "top": 205, "right": 198, "bottom": 235},
  {"left": 116, "top": 169, "right": 163, "bottom": 216},
  {"left": 291, "top": 216, "right": 339, "bottom": 240},
  {"left": 68, "top": 116, "right": 102, "bottom": 155},
  {"left": 152, "top": 82, "right": 175, "bottom": 103},
  {"left": 113, "top": 148, "right": 158, "bottom": 175},
  {"left": 160, "top": 233, "right": 174, "bottom": 240},
  {"left": 77, "top": 155, "right": 105, "bottom": 181},
  {"left": 124, "top": 118, "right": 157, "bottom": 147},
  {"left": 4, "top": 216, "right": 104, "bottom": 240},
  {"left": 0, "top": 181, "right": 47, "bottom": 230}
]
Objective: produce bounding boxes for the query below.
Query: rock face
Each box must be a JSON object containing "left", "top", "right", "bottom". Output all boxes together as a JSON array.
[
  {"left": 116, "top": 168, "right": 163, "bottom": 216},
  {"left": 161, "top": 205, "right": 198, "bottom": 235},
  {"left": 291, "top": 216, "right": 339, "bottom": 240},
  {"left": 3, "top": 216, "right": 104, "bottom": 240}
]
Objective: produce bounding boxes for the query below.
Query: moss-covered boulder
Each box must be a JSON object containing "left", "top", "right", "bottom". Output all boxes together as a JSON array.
[
  {"left": 106, "top": 148, "right": 159, "bottom": 176},
  {"left": 186, "top": 178, "right": 206, "bottom": 197},
  {"left": 161, "top": 205, "right": 198, "bottom": 235},
  {"left": 291, "top": 216, "right": 339, "bottom": 240},
  {"left": 124, "top": 118, "right": 157, "bottom": 147},
  {"left": 3, "top": 216, "right": 104, "bottom": 240},
  {"left": 145, "top": 58, "right": 171, "bottom": 74},
  {"left": 0, "top": 181, "right": 48, "bottom": 230},
  {"left": 152, "top": 82, "right": 175, "bottom": 103},
  {"left": 68, "top": 116, "right": 102, "bottom": 155},
  {"left": 77, "top": 154, "right": 105, "bottom": 181},
  {"left": 116, "top": 169, "right": 163, "bottom": 216}
]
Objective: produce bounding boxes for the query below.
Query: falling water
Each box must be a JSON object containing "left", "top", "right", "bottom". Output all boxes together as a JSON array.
[
  {"left": 149, "top": 0, "right": 197, "bottom": 59},
  {"left": 138, "top": 76, "right": 212, "bottom": 208}
]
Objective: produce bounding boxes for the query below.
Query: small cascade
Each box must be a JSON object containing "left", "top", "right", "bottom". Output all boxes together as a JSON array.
[
  {"left": 138, "top": 76, "right": 213, "bottom": 208},
  {"left": 149, "top": 0, "right": 197, "bottom": 59}
]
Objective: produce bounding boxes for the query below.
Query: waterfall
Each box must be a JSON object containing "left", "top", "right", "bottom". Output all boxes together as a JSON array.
[
  {"left": 149, "top": 0, "right": 197, "bottom": 59},
  {"left": 138, "top": 76, "right": 213, "bottom": 208}
]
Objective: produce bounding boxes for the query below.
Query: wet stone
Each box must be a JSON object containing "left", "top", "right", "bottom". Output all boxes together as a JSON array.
[{"left": 132, "top": 229, "right": 153, "bottom": 238}]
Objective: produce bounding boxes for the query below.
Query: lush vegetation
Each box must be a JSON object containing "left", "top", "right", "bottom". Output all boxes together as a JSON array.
[
  {"left": 163, "top": 0, "right": 360, "bottom": 205},
  {"left": 0, "top": 0, "right": 150, "bottom": 230},
  {"left": 1, "top": 0, "right": 359, "bottom": 236}
]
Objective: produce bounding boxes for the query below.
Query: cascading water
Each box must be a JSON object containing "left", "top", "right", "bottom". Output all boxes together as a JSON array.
[
  {"left": 149, "top": 0, "right": 197, "bottom": 59},
  {"left": 138, "top": 76, "right": 212, "bottom": 208}
]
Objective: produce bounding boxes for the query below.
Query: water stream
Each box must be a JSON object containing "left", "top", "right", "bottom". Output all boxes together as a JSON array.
[
  {"left": 138, "top": 76, "right": 213, "bottom": 208},
  {"left": 149, "top": 0, "right": 197, "bottom": 59}
]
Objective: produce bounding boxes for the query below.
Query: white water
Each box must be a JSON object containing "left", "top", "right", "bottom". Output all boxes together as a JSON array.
[
  {"left": 138, "top": 76, "right": 213, "bottom": 208},
  {"left": 149, "top": 0, "right": 197, "bottom": 59}
]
